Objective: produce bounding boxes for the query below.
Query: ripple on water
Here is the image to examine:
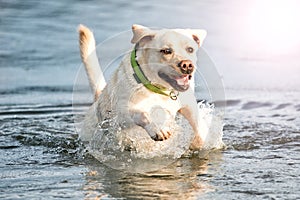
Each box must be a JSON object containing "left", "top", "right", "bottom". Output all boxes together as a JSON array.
[
  {"left": 272, "top": 103, "right": 291, "bottom": 110},
  {"left": 0, "top": 104, "right": 85, "bottom": 158},
  {"left": 241, "top": 101, "right": 273, "bottom": 110},
  {"left": 223, "top": 120, "right": 300, "bottom": 152}
]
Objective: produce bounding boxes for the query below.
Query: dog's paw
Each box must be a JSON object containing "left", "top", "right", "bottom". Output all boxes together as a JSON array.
[
  {"left": 189, "top": 134, "right": 204, "bottom": 150},
  {"left": 152, "top": 128, "right": 172, "bottom": 141},
  {"left": 144, "top": 123, "right": 172, "bottom": 141}
]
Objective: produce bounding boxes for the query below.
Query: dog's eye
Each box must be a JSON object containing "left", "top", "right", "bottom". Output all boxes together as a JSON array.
[
  {"left": 187, "top": 47, "right": 194, "bottom": 53},
  {"left": 160, "top": 48, "right": 173, "bottom": 55}
]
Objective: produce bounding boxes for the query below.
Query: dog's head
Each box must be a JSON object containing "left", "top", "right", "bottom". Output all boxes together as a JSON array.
[{"left": 131, "top": 24, "right": 207, "bottom": 92}]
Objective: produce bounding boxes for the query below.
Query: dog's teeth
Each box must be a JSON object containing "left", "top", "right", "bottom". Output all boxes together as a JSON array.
[{"left": 176, "top": 75, "right": 190, "bottom": 86}]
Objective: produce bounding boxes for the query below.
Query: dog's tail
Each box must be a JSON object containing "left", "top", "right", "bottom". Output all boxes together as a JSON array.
[{"left": 78, "top": 24, "right": 106, "bottom": 101}]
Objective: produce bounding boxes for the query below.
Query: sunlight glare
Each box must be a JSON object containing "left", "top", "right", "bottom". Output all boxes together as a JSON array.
[{"left": 245, "top": 0, "right": 300, "bottom": 55}]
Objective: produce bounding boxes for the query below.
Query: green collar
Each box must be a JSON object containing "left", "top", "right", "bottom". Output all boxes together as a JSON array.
[{"left": 130, "top": 49, "right": 179, "bottom": 100}]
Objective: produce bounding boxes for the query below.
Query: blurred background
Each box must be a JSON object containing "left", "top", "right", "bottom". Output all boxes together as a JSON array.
[{"left": 1, "top": 0, "right": 299, "bottom": 105}]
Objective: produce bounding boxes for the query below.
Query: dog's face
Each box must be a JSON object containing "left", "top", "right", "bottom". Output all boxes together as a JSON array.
[{"left": 131, "top": 25, "right": 207, "bottom": 92}]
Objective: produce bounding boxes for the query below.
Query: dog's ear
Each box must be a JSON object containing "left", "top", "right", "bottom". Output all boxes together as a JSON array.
[
  {"left": 131, "top": 24, "right": 156, "bottom": 44},
  {"left": 186, "top": 29, "right": 207, "bottom": 47}
]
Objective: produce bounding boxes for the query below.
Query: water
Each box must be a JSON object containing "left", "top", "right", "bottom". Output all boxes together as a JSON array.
[{"left": 1, "top": 0, "right": 300, "bottom": 199}]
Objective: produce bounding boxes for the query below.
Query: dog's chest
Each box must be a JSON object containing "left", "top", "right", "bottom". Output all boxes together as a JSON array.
[{"left": 131, "top": 95, "right": 180, "bottom": 116}]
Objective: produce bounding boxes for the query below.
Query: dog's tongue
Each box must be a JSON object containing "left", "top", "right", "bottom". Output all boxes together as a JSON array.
[{"left": 175, "top": 75, "right": 190, "bottom": 86}]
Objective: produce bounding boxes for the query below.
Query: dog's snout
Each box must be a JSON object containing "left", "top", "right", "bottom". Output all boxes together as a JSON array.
[{"left": 177, "top": 60, "right": 194, "bottom": 74}]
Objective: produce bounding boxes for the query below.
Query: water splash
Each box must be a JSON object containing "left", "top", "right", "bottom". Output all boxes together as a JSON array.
[
  {"left": 82, "top": 101, "right": 224, "bottom": 172},
  {"left": 197, "top": 102, "right": 225, "bottom": 150}
]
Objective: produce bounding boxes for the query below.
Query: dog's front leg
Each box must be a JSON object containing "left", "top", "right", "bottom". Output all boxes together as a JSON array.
[
  {"left": 178, "top": 106, "right": 203, "bottom": 150},
  {"left": 130, "top": 110, "right": 172, "bottom": 141}
]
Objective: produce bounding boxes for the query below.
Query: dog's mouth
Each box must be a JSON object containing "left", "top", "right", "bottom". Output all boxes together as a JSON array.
[{"left": 158, "top": 71, "right": 192, "bottom": 92}]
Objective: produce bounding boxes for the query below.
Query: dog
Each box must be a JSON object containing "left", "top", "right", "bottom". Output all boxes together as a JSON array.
[{"left": 78, "top": 24, "right": 207, "bottom": 150}]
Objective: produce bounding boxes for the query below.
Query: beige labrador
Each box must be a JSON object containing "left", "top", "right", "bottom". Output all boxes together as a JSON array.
[{"left": 78, "top": 24, "right": 207, "bottom": 150}]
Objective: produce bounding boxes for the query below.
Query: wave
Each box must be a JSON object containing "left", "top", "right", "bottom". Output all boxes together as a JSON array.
[
  {"left": 241, "top": 101, "right": 273, "bottom": 110},
  {"left": 0, "top": 86, "right": 73, "bottom": 95}
]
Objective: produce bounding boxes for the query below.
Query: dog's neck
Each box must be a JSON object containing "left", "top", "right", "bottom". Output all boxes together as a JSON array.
[{"left": 131, "top": 47, "right": 179, "bottom": 100}]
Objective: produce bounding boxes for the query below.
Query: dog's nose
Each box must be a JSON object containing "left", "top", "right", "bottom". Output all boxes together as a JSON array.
[{"left": 177, "top": 60, "right": 194, "bottom": 74}]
